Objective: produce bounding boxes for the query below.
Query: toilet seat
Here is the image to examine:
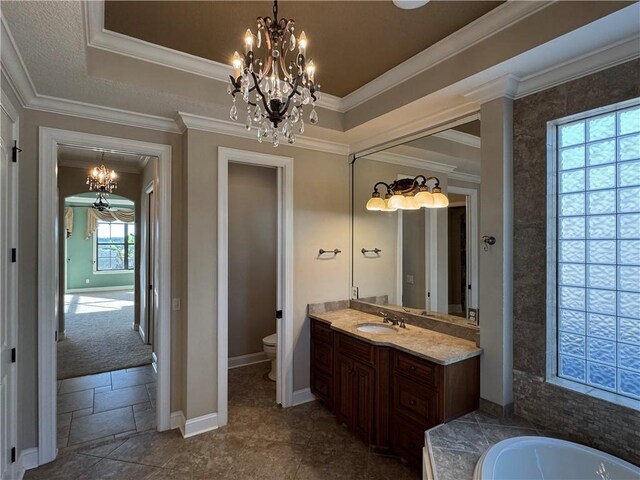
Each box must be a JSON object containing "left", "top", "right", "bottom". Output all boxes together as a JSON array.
[{"left": 263, "top": 333, "right": 277, "bottom": 346}]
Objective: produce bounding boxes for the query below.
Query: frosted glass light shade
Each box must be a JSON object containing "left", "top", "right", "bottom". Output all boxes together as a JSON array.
[
  {"left": 431, "top": 192, "right": 449, "bottom": 208},
  {"left": 388, "top": 194, "right": 407, "bottom": 210},
  {"left": 404, "top": 195, "right": 420, "bottom": 210},
  {"left": 381, "top": 199, "right": 397, "bottom": 211},
  {"left": 415, "top": 191, "right": 434, "bottom": 207},
  {"left": 366, "top": 196, "right": 385, "bottom": 211}
]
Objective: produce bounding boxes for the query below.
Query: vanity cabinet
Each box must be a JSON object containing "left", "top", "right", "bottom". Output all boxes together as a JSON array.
[
  {"left": 310, "top": 320, "right": 334, "bottom": 409},
  {"left": 309, "top": 317, "right": 479, "bottom": 466}
]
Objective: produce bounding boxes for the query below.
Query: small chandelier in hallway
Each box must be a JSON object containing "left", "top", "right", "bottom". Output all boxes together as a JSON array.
[
  {"left": 228, "top": 0, "right": 320, "bottom": 146},
  {"left": 86, "top": 158, "right": 118, "bottom": 211}
]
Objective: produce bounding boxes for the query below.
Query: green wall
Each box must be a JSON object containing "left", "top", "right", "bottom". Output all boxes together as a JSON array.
[{"left": 65, "top": 206, "right": 134, "bottom": 291}]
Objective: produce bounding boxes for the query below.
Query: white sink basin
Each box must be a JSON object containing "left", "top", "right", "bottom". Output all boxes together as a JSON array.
[{"left": 356, "top": 323, "right": 398, "bottom": 334}]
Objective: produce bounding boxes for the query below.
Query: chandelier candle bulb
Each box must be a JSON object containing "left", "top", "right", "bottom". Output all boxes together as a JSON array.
[{"left": 298, "top": 31, "right": 307, "bottom": 55}]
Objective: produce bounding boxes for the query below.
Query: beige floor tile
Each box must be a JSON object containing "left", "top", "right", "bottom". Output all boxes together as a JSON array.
[
  {"left": 24, "top": 453, "right": 100, "bottom": 480},
  {"left": 59, "top": 372, "right": 111, "bottom": 394},
  {"left": 94, "top": 384, "right": 149, "bottom": 413},
  {"left": 57, "top": 389, "right": 94, "bottom": 415},
  {"left": 111, "top": 368, "right": 157, "bottom": 390},
  {"left": 68, "top": 406, "right": 136, "bottom": 445},
  {"left": 76, "top": 457, "right": 161, "bottom": 479},
  {"left": 108, "top": 430, "right": 186, "bottom": 467}
]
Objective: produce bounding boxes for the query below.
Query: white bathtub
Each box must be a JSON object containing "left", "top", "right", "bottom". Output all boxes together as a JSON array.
[{"left": 473, "top": 436, "right": 639, "bottom": 480}]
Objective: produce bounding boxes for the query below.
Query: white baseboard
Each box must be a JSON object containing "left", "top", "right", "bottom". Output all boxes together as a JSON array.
[
  {"left": 171, "top": 410, "right": 186, "bottom": 435},
  {"left": 228, "top": 352, "right": 269, "bottom": 369},
  {"left": 183, "top": 412, "right": 219, "bottom": 438},
  {"left": 15, "top": 447, "right": 39, "bottom": 479},
  {"left": 65, "top": 286, "right": 134, "bottom": 293},
  {"left": 292, "top": 388, "right": 316, "bottom": 406}
]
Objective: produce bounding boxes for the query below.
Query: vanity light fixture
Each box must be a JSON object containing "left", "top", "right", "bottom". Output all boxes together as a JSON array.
[
  {"left": 86, "top": 157, "right": 118, "bottom": 211},
  {"left": 228, "top": 0, "right": 320, "bottom": 147},
  {"left": 366, "top": 175, "right": 449, "bottom": 211}
]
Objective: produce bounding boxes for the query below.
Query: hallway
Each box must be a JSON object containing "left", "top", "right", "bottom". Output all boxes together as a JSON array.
[{"left": 58, "top": 291, "right": 152, "bottom": 379}]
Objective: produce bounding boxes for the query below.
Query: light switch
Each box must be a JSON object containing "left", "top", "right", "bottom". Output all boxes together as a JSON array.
[
  {"left": 172, "top": 298, "right": 181, "bottom": 311},
  {"left": 406, "top": 275, "right": 414, "bottom": 285}
]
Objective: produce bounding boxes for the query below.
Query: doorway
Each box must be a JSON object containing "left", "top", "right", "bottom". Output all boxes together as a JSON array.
[
  {"left": 37, "top": 128, "right": 172, "bottom": 465},
  {"left": 58, "top": 189, "right": 152, "bottom": 379},
  {"left": 217, "top": 147, "right": 294, "bottom": 427}
]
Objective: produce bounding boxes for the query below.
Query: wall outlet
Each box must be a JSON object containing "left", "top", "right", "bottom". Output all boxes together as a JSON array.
[
  {"left": 406, "top": 274, "right": 414, "bottom": 285},
  {"left": 172, "top": 298, "right": 181, "bottom": 311},
  {"left": 85, "top": 279, "right": 90, "bottom": 284},
  {"left": 351, "top": 286, "right": 359, "bottom": 299}
]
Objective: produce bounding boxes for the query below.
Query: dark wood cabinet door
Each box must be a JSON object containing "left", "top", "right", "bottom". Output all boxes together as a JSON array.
[
  {"left": 334, "top": 354, "right": 354, "bottom": 427},
  {"left": 352, "top": 360, "right": 375, "bottom": 443}
]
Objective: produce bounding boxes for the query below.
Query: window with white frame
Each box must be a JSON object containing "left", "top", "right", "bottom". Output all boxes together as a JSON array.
[
  {"left": 94, "top": 221, "right": 135, "bottom": 272},
  {"left": 551, "top": 101, "right": 640, "bottom": 401}
]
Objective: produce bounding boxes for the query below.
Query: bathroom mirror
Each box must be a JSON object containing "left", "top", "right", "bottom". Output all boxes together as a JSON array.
[{"left": 352, "top": 119, "right": 481, "bottom": 318}]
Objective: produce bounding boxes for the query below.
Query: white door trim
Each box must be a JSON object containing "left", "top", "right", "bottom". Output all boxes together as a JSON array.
[
  {"left": 217, "top": 147, "right": 294, "bottom": 427},
  {"left": 448, "top": 185, "right": 479, "bottom": 309},
  {"left": 37, "top": 128, "right": 172, "bottom": 465},
  {"left": 1, "top": 85, "right": 20, "bottom": 480}
]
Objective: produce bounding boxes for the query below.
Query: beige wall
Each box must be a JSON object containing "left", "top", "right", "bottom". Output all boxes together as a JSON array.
[
  {"left": 57, "top": 166, "right": 142, "bottom": 336},
  {"left": 16, "top": 109, "right": 183, "bottom": 451},
  {"left": 181, "top": 129, "right": 350, "bottom": 420},
  {"left": 401, "top": 208, "right": 426, "bottom": 309},
  {"left": 228, "top": 163, "right": 277, "bottom": 358}
]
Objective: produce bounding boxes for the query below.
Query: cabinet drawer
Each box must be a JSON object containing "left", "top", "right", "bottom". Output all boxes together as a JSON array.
[
  {"left": 392, "top": 374, "right": 438, "bottom": 427},
  {"left": 311, "top": 319, "right": 333, "bottom": 345},
  {"left": 335, "top": 333, "right": 375, "bottom": 366},
  {"left": 311, "top": 339, "right": 333, "bottom": 375},
  {"left": 393, "top": 351, "right": 438, "bottom": 388},
  {"left": 310, "top": 370, "right": 333, "bottom": 409}
]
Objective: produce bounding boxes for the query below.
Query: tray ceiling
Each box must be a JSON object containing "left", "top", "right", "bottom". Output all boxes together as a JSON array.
[{"left": 104, "top": 1, "right": 503, "bottom": 97}]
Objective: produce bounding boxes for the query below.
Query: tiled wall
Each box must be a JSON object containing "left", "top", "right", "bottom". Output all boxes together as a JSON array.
[{"left": 512, "top": 59, "right": 640, "bottom": 465}]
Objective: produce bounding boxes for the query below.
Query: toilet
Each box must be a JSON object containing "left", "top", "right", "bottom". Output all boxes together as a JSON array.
[{"left": 262, "top": 333, "right": 277, "bottom": 381}]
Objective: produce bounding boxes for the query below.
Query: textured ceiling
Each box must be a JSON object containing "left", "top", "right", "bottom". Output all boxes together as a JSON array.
[{"left": 104, "top": 1, "right": 503, "bottom": 97}]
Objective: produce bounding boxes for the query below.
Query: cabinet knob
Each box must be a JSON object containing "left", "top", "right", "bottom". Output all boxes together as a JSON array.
[
  {"left": 409, "top": 400, "right": 416, "bottom": 406},
  {"left": 409, "top": 365, "right": 416, "bottom": 371}
]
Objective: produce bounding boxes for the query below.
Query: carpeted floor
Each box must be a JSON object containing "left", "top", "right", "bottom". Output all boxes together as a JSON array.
[{"left": 57, "top": 291, "right": 153, "bottom": 380}]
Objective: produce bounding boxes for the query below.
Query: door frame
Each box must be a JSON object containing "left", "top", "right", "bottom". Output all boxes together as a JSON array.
[
  {"left": 217, "top": 146, "right": 294, "bottom": 425},
  {"left": 139, "top": 181, "right": 154, "bottom": 345},
  {"left": 448, "top": 185, "right": 479, "bottom": 310},
  {"left": 38, "top": 128, "right": 172, "bottom": 465},
  {"left": 1, "top": 87, "right": 19, "bottom": 480}
]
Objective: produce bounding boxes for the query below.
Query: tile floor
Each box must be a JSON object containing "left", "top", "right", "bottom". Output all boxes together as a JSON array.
[
  {"left": 27, "top": 362, "right": 420, "bottom": 479},
  {"left": 426, "top": 410, "right": 562, "bottom": 480}
]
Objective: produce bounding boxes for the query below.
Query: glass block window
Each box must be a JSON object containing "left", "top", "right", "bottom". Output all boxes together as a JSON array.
[
  {"left": 95, "top": 221, "right": 135, "bottom": 272},
  {"left": 555, "top": 103, "right": 640, "bottom": 400}
]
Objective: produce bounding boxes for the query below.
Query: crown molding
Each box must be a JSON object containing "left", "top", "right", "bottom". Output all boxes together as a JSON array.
[
  {"left": 449, "top": 171, "right": 481, "bottom": 184},
  {"left": 83, "top": 1, "right": 550, "bottom": 114},
  {"left": 84, "top": 1, "right": 343, "bottom": 113},
  {"left": 365, "top": 151, "right": 457, "bottom": 175},
  {"left": 516, "top": 34, "right": 640, "bottom": 99},
  {"left": 340, "top": 1, "right": 551, "bottom": 111},
  {"left": 177, "top": 112, "right": 350, "bottom": 156},
  {"left": 30, "top": 95, "right": 181, "bottom": 133},
  {"left": 0, "top": 14, "right": 37, "bottom": 107},
  {"left": 463, "top": 73, "right": 520, "bottom": 104},
  {"left": 432, "top": 129, "right": 480, "bottom": 149}
]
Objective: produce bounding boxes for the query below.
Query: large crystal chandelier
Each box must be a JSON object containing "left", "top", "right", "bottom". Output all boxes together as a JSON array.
[
  {"left": 87, "top": 159, "right": 118, "bottom": 211},
  {"left": 228, "top": 0, "right": 319, "bottom": 147}
]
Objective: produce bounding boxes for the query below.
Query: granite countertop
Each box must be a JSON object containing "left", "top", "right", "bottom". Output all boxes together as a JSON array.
[{"left": 309, "top": 309, "right": 482, "bottom": 366}]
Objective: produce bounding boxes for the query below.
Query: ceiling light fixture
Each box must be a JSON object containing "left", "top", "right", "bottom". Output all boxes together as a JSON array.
[
  {"left": 228, "top": 0, "right": 319, "bottom": 147},
  {"left": 366, "top": 175, "right": 449, "bottom": 211},
  {"left": 392, "top": 1, "right": 430, "bottom": 10},
  {"left": 86, "top": 157, "right": 118, "bottom": 212}
]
